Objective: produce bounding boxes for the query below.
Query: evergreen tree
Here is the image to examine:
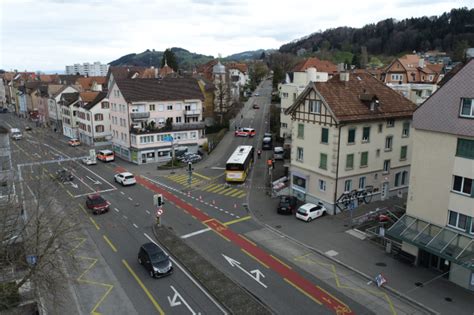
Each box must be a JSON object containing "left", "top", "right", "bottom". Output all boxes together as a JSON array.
[{"left": 161, "top": 49, "right": 178, "bottom": 72}]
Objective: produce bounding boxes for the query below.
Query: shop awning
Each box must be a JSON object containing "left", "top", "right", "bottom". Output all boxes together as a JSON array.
[{"left": 387, "top": 214, "right": 474, "bottom": 270}]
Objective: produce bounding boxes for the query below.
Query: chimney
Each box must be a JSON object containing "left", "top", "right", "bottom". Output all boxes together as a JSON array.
[{"left": 340, "top": 72, "right": 350, "bottom": 82}]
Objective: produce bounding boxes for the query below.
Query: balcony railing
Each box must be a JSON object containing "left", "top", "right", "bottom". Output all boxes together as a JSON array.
[
  {"left": 131, "top": 112, "right": 150, "bottom": 120},
  {"left": 184, "top": 109, "right": 201, "bottom": 116},
  {"left": 130, "top": 122, "right": 205, "bottom": 135}
]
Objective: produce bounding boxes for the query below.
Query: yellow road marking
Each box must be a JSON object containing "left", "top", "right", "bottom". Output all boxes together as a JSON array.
[
  {"left": 89, "top": 217, "right": 100, "bottom": 230},
  {"left": 193, "top": 172, "right": 211, "bottom": 180},
  {"left": 238, "top": 234, "right": 257, "bottom": 247},
  {"left": 223, "top": 188, "right": 240, "bottom": 196},
  {"left": 122, "top": 260, "right": 165, "bottom": 315},
  {"left": 208, "top": 185, "right": 225, "bottom": 193},
  {"left": 103, "top": 235, "right": 117, "bottom": 252},
  {"left": 271, "top": 254, "right": 292, "bottom": 269},
  {"left": 284, "top": 278, "right": 323, "bottom": 305},
  {"left": 202, "top": 184, "right": 218, "bottom": 191},
  {"left": 79, "top": 204, "right": 88, "bottom": 215},
  {"left": 66, "top": 190, "right": 74, "bottom": 198},
  {"left": 241, "top": 248, "right": 269, "bottom": 269},
  {"left": 223, "top": 215, "right": 251, "bottom": 226},
  {"left": 203, "top": 218, "right": 214, "bottom": 224},
  {"left": 213, "top": 186, "right": 229, "bottom": 194},
  {"left": 228, "top": 189, "right": 243, "bottom": 197},
  {"left": 316, "top": 285, "right": 350, "bottom": 310},
  {"left": 234, "top": 191, "right": 247, "bottom": 198}
]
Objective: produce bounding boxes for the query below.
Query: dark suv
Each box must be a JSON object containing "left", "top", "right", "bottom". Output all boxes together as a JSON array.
[
  {"left": 86, "top": 194, "right": 110, "bottom": 215},
  {"left": 277, "top": 195, "right": 298, "bottom": 214},
  {"left": 138, "top": 243, "right": 173, "bottom": 278}
]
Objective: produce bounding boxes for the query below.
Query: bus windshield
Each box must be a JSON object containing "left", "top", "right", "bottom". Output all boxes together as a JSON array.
[{"left": 226, "top": 163, "right": 244, "bottom": 171}]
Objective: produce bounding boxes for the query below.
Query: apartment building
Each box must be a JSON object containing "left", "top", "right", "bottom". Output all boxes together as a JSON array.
[
  {"left": 108, "top": 77, "right": 207, "bottom": 164},
  {"left": 279, "top": 57, "right": 337, "bottom": 145},
  {"left": 388, "top": 59, "right": 474, "bottom": 291},
  {"left": 284, "top": 72, "right": 416, "bottom": 214},
  {"left": 65, "top": 61, "right": 108, "bottom": 76},
  {"left": 76, "top": 92, "right": 111, "bottom": 146}
]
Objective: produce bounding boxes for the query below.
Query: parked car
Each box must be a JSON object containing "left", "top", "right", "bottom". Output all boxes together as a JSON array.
[
  {"left": 25, "top": 126, "right": 32, "bottom": 131},
  {"left": 82, "top": 157, "right": 97, "bottom": 165},
  {"left": 86, "top": 194, "right": 110, "bottom": 215},
  {"left": 1, "top": 108, "right": 8, "bottom": 113},
  {"left": 277, "top": 195, "right": 298, "bottom": 214},
  {"left": 252, "top": 104, "right": 259, "bottom": 109},
  {"left": 68, "top": 138, "right": 80, "bottom": 147},
  {"left": 114, "top": 172, "right": 136, "bottom": 186},
  {"left": 296, "top": 202, "right": 327, "bottom": 222},
  {"left": 273, "top": 146, "right": 285, "bottom": 160},
  {"left": 262, "top": 136, "right": 273, "bottom": 150},
  {"left": 10, "top": 128, "right": 22, "bottom": 140},
  {"left": 254, "top": 92, "right": 260, "bottom": 96},
  {"left": 138, "top": 242, "right": 173, "bottom": 278}
]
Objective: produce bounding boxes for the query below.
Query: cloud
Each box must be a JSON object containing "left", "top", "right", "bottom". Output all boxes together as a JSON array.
[{"left": 0, "top": 0, "right": 471, "bottom": 71}]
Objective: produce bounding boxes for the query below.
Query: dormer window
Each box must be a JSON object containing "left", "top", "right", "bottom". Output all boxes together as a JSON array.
[{"left": 460, "top": 98, "right": 474, "bottom": 118}]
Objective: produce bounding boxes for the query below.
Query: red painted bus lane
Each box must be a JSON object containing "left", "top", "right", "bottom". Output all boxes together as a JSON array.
[{"left": 130, "top": 172, "right": 354, "bottom": 314}]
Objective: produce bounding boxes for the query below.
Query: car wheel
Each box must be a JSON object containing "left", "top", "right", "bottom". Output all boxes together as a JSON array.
[
  {"left": 122, "top": 181, "right": 125, "bottom": 187},
  {"left": 149, "top": 270, "right": 155, "bottom": 278},
  {"left": 307, "top": 217, "right": 312, "bottom": 222},
  {"left": 138, "top": 257, "right": 142, "bottom": 265}
]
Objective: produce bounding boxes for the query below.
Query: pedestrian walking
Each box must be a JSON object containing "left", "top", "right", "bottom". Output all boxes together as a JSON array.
[{"left": 257, "top": 149, "right": 261, "bottom": 159}]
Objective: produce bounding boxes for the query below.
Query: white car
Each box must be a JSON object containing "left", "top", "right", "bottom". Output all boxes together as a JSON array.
[
  {"left": 296, "top": 203, "right": 327, "bottom": 222},
  {"left": 82, "top": 157, "right": 97, "bottom": 165},
  {"left": 114, "top": 172, "right": 136, "bottom": 186}
]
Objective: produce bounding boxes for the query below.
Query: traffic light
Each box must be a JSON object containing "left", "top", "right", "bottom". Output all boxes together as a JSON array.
[{"left": 154, "top": 194, "right": 164, "bottom": 206}]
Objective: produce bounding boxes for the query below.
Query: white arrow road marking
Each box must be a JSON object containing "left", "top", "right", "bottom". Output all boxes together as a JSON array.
[
  {"left": 68, "top": 182, "right": 78, "bottom": 189},
  {"left": 167, "top": 285, "right": 200, "bottom": 314},
  {"left": 222, "top": 254, "right": 267, "bottom": 288},
  {"left": 86, "top": 175, "right": 101, "bottom": 185}
]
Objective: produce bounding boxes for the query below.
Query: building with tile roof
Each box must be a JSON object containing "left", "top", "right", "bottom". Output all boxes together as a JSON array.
[
  {"left": 284, "top": 72, "right": 416, "bottom": 214},
  {"left": 48, "top": 85, "right": 80, "bottom": 133},
  {"left": 76, "top": 92, "right": 111, "bottom": 146},
  {"left": 76, "top": 76, "right": 107, "bottom": 92},
  {"left": 387, "top": 58, "right": 474, "bottom": 291},
  {"left": 108, "top": 77, "right": 207, "bottom": 164}
]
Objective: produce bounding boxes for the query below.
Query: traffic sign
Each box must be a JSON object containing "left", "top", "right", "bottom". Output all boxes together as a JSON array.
[{"left": 156, "top": 208, "right": 164, "bottom": 217}]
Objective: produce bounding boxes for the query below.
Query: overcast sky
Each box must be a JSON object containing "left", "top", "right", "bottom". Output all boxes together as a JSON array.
[{"left": 1, "top": 0, "right": 472, "bottom": 72}]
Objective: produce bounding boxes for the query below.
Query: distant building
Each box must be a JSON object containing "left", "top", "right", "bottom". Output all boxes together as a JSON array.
[
  {"left": 0, "top": 125, "right": 14, "bottom": 203},
  {"left": 65, "top": 62, "right": 109, "bottom": 76}
]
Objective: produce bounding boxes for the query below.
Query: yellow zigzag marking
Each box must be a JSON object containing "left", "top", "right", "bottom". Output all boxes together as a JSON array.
[
  {"left": 69, "top": 237, "right": 114, "bottom": 315},
  {"left": 294, "top": 254, "right": 397, "bottom": 315}
]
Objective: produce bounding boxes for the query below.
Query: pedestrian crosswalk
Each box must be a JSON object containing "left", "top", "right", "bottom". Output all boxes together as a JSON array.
[{"left": 164, "top": 173, "right": 247, "bottom": 199}]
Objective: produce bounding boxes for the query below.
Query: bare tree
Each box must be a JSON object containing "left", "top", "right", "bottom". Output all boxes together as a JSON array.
[{"left": 0, "top": 165, "right": 80, "bottom": 311}]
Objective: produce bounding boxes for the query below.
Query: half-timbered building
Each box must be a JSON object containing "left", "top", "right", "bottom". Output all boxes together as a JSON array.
[{"left": 284, "top": 72, "right": 416, "bottom": 214}]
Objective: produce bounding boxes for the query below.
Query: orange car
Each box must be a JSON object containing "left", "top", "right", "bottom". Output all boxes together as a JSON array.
[{"left": 68, "top": 138, "right": 81, "bottom": 147}]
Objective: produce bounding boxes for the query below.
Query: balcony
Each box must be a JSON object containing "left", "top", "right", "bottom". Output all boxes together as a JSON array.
[
  {"left": 130, "top": 122, "right": 205, "bottom": 135},
  {"left": 131, "top": 112, "right": 150, "bottom": 120},
  {"left": 184, "top": 109, "right": 201, "bottom": 117}
]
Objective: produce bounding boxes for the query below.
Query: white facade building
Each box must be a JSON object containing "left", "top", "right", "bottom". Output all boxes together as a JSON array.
[
  {"left": 76, "top": 92, "right": 111, "bottom": 146},
  {"left": 65, "top": 62, "right": 109, "bottom": 76}
]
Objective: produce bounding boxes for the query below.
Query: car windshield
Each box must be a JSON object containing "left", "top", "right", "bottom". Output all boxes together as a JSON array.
[
  {"left": 297, "top": 208, "right": 308, "bottom": 215},
  {"left": 88, "top": 196, "right": 106, "bottom": 205},
  {"left": 279, "top": 198, "right": 291, "bottom": 206},
  {"left": 150, "top": 251, "right": 168, "bottom": 263},
  {"left": 125, "top": 175, "right": 134, "bottom": 180}
]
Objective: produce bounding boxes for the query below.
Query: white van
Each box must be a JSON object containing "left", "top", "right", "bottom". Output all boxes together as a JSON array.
[
  {"left": 273, "top": 147, "right": 285, "bottom": 160},
  {"left": 10, "top": 128, "right": 23, "bottom": 140}
]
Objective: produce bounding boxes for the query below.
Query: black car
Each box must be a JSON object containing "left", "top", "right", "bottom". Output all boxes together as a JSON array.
[
  {"left": 277, "top": 195, "right": 298, "bottom": 214},
  {"left": 138, "top": 243, "right": 173, "bottom": 278}
]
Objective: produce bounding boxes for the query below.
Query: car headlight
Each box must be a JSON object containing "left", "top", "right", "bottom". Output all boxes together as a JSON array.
[{"left": 153, "top": 266, "right": 159, "bottom": 272}]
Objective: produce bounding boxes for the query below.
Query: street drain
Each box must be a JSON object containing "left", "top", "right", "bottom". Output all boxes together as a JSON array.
[
  {"left": 414, "top": 282, "right": 424, "bottom": 287},
  {"left": 445, "top": 297, "right": 452, "bottom": 302},
  {"left": 275, "top": 225, "right": 282, "bottom": 229},
  {"left": 375, "top": 262, "right": 387, "bottom": 267}
]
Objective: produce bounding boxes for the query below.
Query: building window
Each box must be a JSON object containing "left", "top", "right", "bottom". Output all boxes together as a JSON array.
[
  {"left": 376, "top": 149, "right": 380, "bottom": 157},
  {"left": 158, "top": 105, "right": 164, "bottom": 111},
  {"left": 282, "top": 92, "right": 288, "bottom": 98},
  {"left": 448, "top": 210, "right": 469, "bottom": 230},
  {"left": 387, "top": 119, "right": 395, "bottom": 127},
  {"left": 383, "top": 160, "right": 390, "bottom": 173},
  {"left": 359, "top": 176, "right": 366, "bottom": 189},
  {"left": 321, "top": 128, "right": 329, "bottom": 144},
  {"left": 87, "top": 125, "right": 91, "bottom": 132},
  {"left": 309, "top": 100, "right": 321, "bottom": 113},
  {"left": 296, "top": 147, "right": 304, "bottom": 161},
  {"left": 378, "top": 123, "right": 383, "bottom": 133},
  {"left": 460, "top": 98, "right": 474, "bottom": 118},
  {"left": 281, "top": 122, "right": 288, "bottom": 128},
  {"left": 293, "top": 175, "right": 306, "bottom": 189},
  {"left": 402, "top": 122, "right": 410, "bottom": 137},
  {"left": 319, "top": 179, "right": 326, "bottom": 192},
  {"left": 400, "top": 145, "right": 408, "bottom": 160},
  {"left": 391, "top": 74, "right": 403, "bottom": 81},
  {"left": 360, "top": 151, "right": 368, "bottom": 167},
  {"left": 95, "top": 125, "right": 104, "bottom": 132},
  {"left": 320, "top": 153, "right": 327, "bottom": 170},
  {"left": 297, "top": 124, "right": 304, "bottom": 139},
  {"left": 150, "top": 104, "right": 155, "bottom": 111},
  {"left": 452, "top": 175, "right": 473, "bottom": 196},
  {"left": 101, "top": 102, "right": 109, "bottom": 109},
  {"left": 94, "top": 113, "right": 103, "bottom": 121},
  {"left": 344, "top": 179, "right": 352, "bottom": 192},
  {"left": 346, "top": 154, "right": 354, "bottom": 170},
  {"left": 167, "top": 105, "right": 173, "bottom": 111},
  {"left": 456, "top": 138, "right": 474, "bottom": 159},
  {"left": 348, "top": 128, "right": 356, "bottom": 144},
  {"left": 401, "top": 171, "right": 408, "bottom": 185},
  {"left": 395, "top": 172, "right": 401, "bottom": 187},
  {"left": 176, "top": 117, "right": 182, "bottom": 123},
  {"left": 385, "top": 136, "right": 393, "bottom": 151},
  {"left": 362, "top": 127, "right": 370, "bottom": 142}
]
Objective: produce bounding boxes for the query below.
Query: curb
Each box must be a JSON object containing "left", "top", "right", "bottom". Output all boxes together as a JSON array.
[{"left": 247, "top": 207, "right": 439, "bottom": 315}]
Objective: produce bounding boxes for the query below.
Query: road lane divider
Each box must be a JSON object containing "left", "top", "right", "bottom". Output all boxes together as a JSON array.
[
  {"left": 89, "top": 217, "right": 100, "bottom": 230},
  {"left": 103, "top": 235, "right": 117, "bottom": 252},
  {"left": 122, "top": 259, "right": 165, "bottom": 315},
  {"left": 128, "top": 172, "right": 354, "bottom": 314},
  {"left": 223, "top": 216, "right": 251, "bottom": 226}
]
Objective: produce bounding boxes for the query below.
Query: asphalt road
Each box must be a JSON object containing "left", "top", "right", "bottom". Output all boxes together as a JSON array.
[{"left": 3, "top": 79, "right": 372, "bottom": 314}]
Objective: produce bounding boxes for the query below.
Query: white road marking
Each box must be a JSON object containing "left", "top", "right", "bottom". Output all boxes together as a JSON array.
[
  {"left": 120, "top": 191, "right": 125, "bottom": 195},
  {"left": 145, "top": 210, "right": 150, "bottom": 215},
  {"left": 180, "top": 228, "right": 211, "bottom": 239},
  {"left": 127, "top": 197, "right": 133, "bottom": 201},
  {"left": 123, "top": 215, "right": 128, "bottom": 219},
  {"left": 133, "top": 223, "right": 138, "bottom": 229},
  {"left": 114, "top": 208, "right": 119, "bottom": 212},
  {"left": 143, "top": 233, "right": 227, "bottom": 315}
]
